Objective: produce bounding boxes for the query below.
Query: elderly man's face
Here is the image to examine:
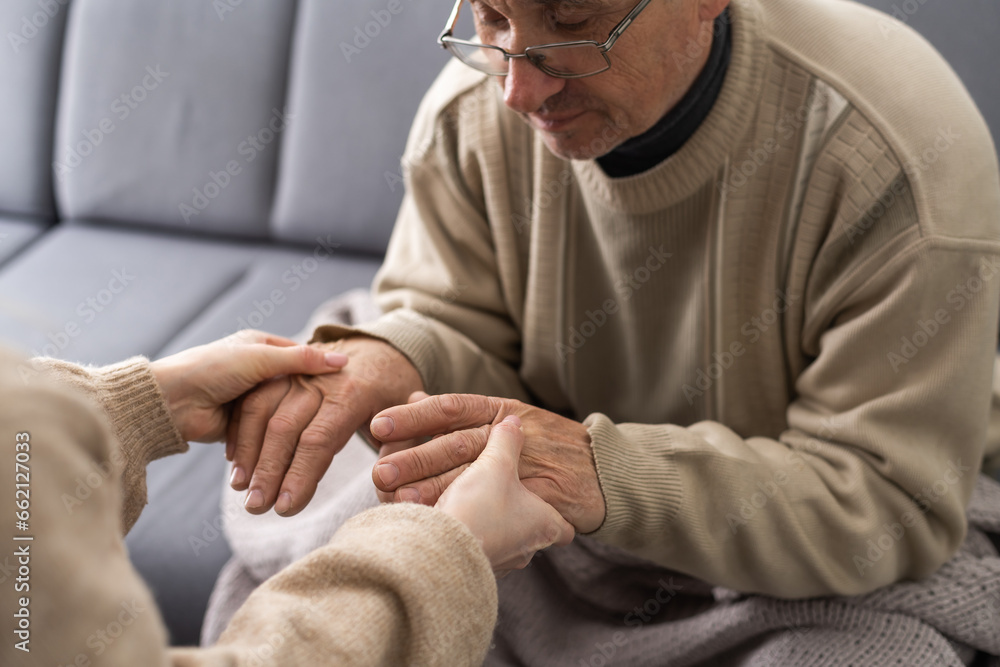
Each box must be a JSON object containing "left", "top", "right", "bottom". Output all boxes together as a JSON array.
[{"left": 472, "top": 0, "right": 728, "bottom": 161}]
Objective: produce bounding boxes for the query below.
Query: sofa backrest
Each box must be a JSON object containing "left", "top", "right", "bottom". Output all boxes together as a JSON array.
[
  {"left": 2, "top": 0, "right": 455, "bottom": 255},
  {"left": 55, "top": 0, "right": 300, "bottom": 239},
  {"left": 0, "top": 0, "right": 70, "bottom": 221},
  {"left": 59, "top": 0, "right": 457, "bottom": 254}
]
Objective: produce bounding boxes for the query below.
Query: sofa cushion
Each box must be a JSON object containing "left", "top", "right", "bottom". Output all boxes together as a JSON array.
[
  {"left": 0, "top": 222, "right": 380, "bottom": 365},
  {"left": 0, "top": 216, "right": 47, "bottom": 267},
  {"left": 54, "top": 0, "right": 298, "bottom": 237},
  {"left": 270, "top": 0, "right": 454, "bottom": 255},
  {"left": 0, "top": 0, "right": 70, "bottom": 219}
]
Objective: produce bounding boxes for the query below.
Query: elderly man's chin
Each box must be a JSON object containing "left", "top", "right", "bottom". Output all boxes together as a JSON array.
[{"left": 531, "top": 113, "right": 629, "bottom": 162}]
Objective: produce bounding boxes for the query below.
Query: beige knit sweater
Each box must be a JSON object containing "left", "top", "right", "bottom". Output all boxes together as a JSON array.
[
  {"left": 0, "top": 350, "right": 496, "bottom": 666},
  {"left": 314, "top": 0, "right": 1000, "bottom": 599}
]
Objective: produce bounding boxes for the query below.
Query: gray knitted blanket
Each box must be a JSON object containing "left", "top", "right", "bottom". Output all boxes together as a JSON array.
[
  {"left": 488, "top": 474, "right": 1000, "bottom": 666},
  {"left": 203, "top": 289, "right": 1000, "bottom": 666}
]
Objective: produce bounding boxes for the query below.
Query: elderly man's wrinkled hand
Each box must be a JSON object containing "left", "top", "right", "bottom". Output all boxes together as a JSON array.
[
  {"left": 370, "top": 393, "right": 607, "bottom": 534},
  {"left": 226, "top": 336, "right": 423, "bottom": 518}
]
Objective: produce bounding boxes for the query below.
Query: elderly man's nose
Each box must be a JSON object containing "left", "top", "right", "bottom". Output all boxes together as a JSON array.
[{"left": 502, "top": 57, "right": 566, "bottom": 115}]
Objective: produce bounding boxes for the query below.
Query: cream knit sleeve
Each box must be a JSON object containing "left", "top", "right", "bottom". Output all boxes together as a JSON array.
[
  {"left": 177, "top": 503, "right": 497, "bottom": 667},
  {"left": 0, "top": 353, "right": 173, "bottom": 666},
  {"left": 585, "top": 234, "right": 1000, "bottom": 599},
  {"left": 28, "top": 356, "right": 189, "bottom": 532}
]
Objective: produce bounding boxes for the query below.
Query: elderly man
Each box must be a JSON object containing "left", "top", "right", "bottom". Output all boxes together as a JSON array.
[{"left": 229, "top": 0, "right": 1000, "bottom": 663}]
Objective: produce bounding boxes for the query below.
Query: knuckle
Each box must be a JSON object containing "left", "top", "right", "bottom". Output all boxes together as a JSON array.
[
  {"left": 253, "top": 457, "right": 289, "bottom": 480},
  {"left": 411, "top": 446, "right": 437, "bottom": 479},
  {"left": 448, "top": 433, "right": 472, "bottom": 463},
  {"left": 266, "top": 413, "right": 301, "bottom": 439},
  {"left": 411, "top": 479, "right": 440, "bottom": 504},
  {"left": 297, "top": 345, "right": 317, "bottom": 367},
  {"left": 241, "top": 389, "right": 275, "bottom": 417},
  {"left": 278, "top": 468, "right": 313, "bottom": 492},
  {"left": 447, "top": 427, "right": 487, "bottom": 466},
  {"left": 299, "top": 426, "right": 335, "bottom": 452},
  {"left": 436, "top": 393, "right": 468, "bottom": 421},
  {"left": 430, "top": 477, "right": 448, "bottom": 501}
]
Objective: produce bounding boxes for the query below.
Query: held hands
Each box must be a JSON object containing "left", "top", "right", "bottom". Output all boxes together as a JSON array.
[
  {"left": 371, "top": 393, "right": 607, "bottom": 534},
  {"left": 435, "top": 413, "right": 575, "bottom": 575},
  {"left": 149, "top": 330, "right": 349, "bottom": 444},
  {"left": 150, "top": 331, "right": 587, "bottom": 571}
]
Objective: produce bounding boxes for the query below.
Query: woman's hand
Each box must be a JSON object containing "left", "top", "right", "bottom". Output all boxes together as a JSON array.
[
  {"left": 150, "top": 330, "right": 348, "bottom": 444},
  {"left": 432, "top": 413, "right": 576, "bottom": 575}
]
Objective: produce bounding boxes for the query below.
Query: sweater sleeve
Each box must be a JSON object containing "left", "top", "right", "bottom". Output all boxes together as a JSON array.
[
  {"left": 0, "top": 352, "right": 173, "bottom": 666},
  {"left": 29, "top": 356, "right": 188, "bottom": 533},
  {"left": 585, "top": 236, "right": 1000, "bottom": 599},
  {"left": 173, "top": 503, "right": 498, "bottom": 667}
]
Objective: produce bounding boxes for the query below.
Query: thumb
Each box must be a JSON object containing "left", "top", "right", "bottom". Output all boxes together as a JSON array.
[
  {"left": 248, "top": 344, "right": 349, "bottom": 381},
  {"left": 478, "top": 415, "right": 523, "bottom": 471}
]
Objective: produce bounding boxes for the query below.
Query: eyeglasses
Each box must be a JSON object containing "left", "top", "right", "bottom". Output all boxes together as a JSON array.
[{"left": 438, "top": 0, "right": 653, "bottom": 79}]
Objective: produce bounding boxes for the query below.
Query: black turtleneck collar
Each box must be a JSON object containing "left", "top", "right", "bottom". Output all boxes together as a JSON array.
[{"left": 597, "top": 10, "right": 732, "bottom": 178}]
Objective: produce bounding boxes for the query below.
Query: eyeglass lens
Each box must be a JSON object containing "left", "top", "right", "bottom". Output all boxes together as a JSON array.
[{"left": 446, "top": 41, "right": 610, "bottom": 77}]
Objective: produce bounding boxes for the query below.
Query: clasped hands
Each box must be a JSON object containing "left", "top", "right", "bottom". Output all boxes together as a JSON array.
[{"left": 152, "top": 333, "right": 603, "bottom": 572}]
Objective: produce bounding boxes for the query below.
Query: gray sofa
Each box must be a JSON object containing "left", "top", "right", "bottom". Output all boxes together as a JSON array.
[{"left": 0, "top": 0, "right": 997, "bottom": 648}]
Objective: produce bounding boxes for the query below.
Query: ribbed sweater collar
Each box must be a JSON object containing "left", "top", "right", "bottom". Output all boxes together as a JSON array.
[
  {"left": 572, "top": 0, "right": 767, "bottom": 215},
  {"left": 597, "top": 10, "right": 732, "bottom": 178}
]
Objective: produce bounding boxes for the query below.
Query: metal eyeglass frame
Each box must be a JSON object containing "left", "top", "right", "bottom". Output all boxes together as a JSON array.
[{"left": 438, "top": 0, "right": 653, "bottom": 79}]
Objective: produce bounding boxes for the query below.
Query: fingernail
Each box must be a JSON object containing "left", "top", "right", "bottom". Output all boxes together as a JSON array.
[
  {"left": 325, "top": 352, "right": 349, "bottom": 367},
  {"left": 370, "top": 416, "right": 394, "bottom": 439},
  {"left": 502, "top": 415, "right": 522, "bottom": 427},
  {"left": 229, "top": 466, "right": 246, "bottom": 488},
  {"left": 275, "top": 492, "right": 293, "bottom": 515},
  {"left": 375, "top": 463, "right": 399, "bottom": 487},
  {"left": 244, "top": 489, "right": 264, "bottom": 510},
  {"left": 398, "top": 487, "right": 420, "bottom": 503}
]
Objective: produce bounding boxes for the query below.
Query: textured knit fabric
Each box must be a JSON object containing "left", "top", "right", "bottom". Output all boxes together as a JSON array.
[
  {"left": 488, "top": 476, "right": 1000, "bottom": 666},
  {"left": 0, "top": 350, "right": 497, "bottom": 666},
  {"left": 597, "top": 9, "right": 732, "bottom": 177},
  {"left": 312, "top": 0, "right": 1000, "bottom": 602}
]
